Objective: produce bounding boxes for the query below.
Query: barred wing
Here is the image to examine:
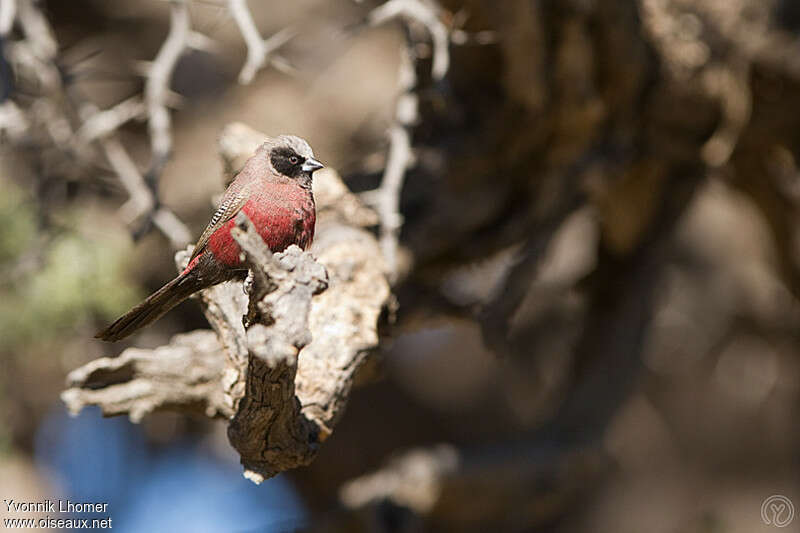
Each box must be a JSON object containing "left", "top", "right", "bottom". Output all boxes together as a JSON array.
[{"left": 189, "top": 180, "right": 250, "bottom": 263}]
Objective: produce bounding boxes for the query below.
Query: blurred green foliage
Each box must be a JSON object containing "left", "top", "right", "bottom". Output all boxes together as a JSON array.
[
  {"left": 0, "top": 179, "right": 37, "bottom": 264},
  {"left": 0, "top": 380, "right": 9, "bottom": 457},
  {"left": 0, "top": 179, "right": 140, "bottom": 349}
]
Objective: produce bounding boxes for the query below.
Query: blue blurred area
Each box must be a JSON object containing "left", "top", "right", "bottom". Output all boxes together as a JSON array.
[{"left": 34, "top": 407, "right": 308, "bottom": 532}]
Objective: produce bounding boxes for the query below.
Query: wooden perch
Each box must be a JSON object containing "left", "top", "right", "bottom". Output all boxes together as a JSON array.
[
  {"left": 62, "top": 123, "right": 391, "bottom": 482},
  {"left": 227, "top": 213, "right": 329, "bottom": 482}
]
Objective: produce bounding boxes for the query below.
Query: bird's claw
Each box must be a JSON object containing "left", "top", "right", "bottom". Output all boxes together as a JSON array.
[{"left": 243, "top": 270, "right": 254, "bottom": 295}]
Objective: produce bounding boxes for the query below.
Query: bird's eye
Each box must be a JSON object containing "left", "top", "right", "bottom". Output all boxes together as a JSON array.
[{"left": 289, "top": 156, "right": 299, "bottom": 165}]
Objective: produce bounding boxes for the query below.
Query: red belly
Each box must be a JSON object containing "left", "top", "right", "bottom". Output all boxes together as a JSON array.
[{"left": 207, "top": 197, "right": 315, "bottom": 267}]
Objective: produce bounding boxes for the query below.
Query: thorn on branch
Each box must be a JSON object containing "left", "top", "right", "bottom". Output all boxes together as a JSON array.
[
  {"left": 365, "top": 37, "right": 418, "bottom": 283},
  {"left": 366, "top": 0, "right": 450, "bottom": 80},
  {"left": 145, "top": 0, "right": 190, "bottom": 179},
  {"left": 0, "top": 0, "right": 193, "bottom": 248},
  {"left": 227, "top": 0, "right": 296, "bottom": 84},
  {"left": 102, "top": 136, "right": 192, "bottom": 248},
  {"left": 76, "top": 97, "right": 146, "bottom": 145}
]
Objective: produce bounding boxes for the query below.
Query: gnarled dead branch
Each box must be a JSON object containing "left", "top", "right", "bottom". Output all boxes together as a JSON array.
[
  {"left": 62, "top": 123, "right": 391, "bottom": 482},
  {"left": 61, "top": 330, "right": 231, "bottom": 422}
]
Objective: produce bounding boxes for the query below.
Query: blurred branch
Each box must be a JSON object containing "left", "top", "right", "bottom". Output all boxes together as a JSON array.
[
  {"left": 337, "top": 442, "right": 609, "bottom": 531},
  {"left": 357, "top": 0, "right": 468, "bottom": 282},
  {"left": 366, "top": 0, "right": 449, "bottom": 80},
  {"left": 0, "top": 101, "right": 28, "bottom": 139},
  {"left": 0, "top": 0, "right": 15, "bottom": 37},
  {"left": 358, "top": 0, "right": 452, "bottom": 283},
  {"left": 363, "top": 44, "right": 418, "bottom": 282},
  {"left": 75, "top": 96, "right": 145, "bottom": 145},
  {"left": 84, "top": 6, "right": 196, "bottom": 247},
  {"left": 98, "top": 135, "right": 192, "bottom": 248},
  {"left": 340, "top": 445, "right": 460, "bottom": 514},
  {"left": 17, "top": 0, "right": 56, "bottom": 60},
  {"left": 700, "top": 63, "right": 752, "bottom": 167},
  {"left": 100, "top": 137, "right": 154, "bottom": 221},
  {"left": 227, "top": 0, "right": 295, "bottom": 83},
  {"left": 2, "top": 0, "right": 192, "bottom": 248},
  {"left": 145, "top": 0, "right": 189, "bottom": 178}
]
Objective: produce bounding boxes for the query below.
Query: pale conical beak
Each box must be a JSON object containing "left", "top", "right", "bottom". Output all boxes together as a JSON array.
[{"left": 302, "top": 158, "right": 324, "bottom": 173}]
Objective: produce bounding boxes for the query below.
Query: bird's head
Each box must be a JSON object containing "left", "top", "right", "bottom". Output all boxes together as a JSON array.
[{"left": 262, "top": 135, "right": 323, "bottom": 187}]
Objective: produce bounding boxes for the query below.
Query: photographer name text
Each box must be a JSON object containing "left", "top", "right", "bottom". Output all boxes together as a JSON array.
[{"left": 3, "top": 499, "right": 112, "bottom": 529}]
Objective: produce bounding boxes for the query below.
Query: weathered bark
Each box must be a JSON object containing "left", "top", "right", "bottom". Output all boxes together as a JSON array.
[{"left": 62, "top": 330, "right": 231, "bottom": 422}]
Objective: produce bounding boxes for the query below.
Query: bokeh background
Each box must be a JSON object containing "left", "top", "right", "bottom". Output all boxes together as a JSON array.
[{"left": 1, "top": 0, "right": 800, "bottom": 531}]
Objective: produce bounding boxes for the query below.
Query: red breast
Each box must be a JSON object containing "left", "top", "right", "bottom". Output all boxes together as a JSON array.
[{"left": 207, "top": 182, "right": 315, "bottom": 266}]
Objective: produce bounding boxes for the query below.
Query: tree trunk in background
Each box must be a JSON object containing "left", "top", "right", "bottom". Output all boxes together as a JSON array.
[{"left": 296, "top": 0, "right": 800, "bottom": 529}]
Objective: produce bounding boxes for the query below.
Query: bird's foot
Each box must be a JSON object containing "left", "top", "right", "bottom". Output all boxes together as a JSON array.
[{"left": 243, "top": 269, "right": 254, "bottom": 295}]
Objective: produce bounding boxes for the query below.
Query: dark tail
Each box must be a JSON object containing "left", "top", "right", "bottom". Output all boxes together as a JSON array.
[{"left": 95, "top": 272, "right": 205, "bottom": 342}]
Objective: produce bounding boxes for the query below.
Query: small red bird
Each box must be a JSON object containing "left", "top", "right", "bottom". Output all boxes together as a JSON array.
[{"left": 96, "top": 135, "right": 323, "bottom": 342}]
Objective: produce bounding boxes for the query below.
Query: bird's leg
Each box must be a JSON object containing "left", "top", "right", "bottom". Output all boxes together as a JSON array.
[
  {"left": 242, "top": 269, "right": 259, "bottom": 329},
  {"left": 243, "top": 269, "right": 254, "bottom": 295},
  {"left": 242, "top": 268, "right": 276, "bottom": 329}
]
